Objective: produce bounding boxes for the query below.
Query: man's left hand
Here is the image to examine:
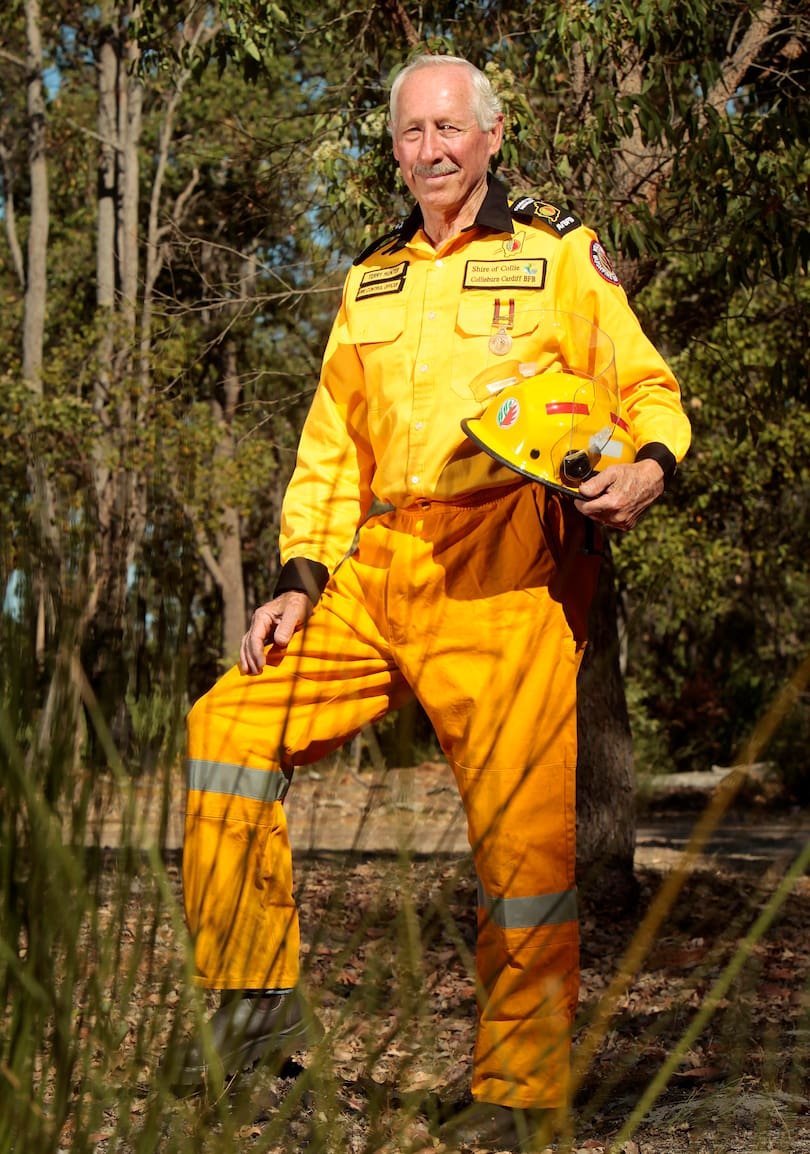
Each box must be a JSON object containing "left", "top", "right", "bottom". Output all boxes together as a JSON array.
[{"left": 573, "top": 459, "right": 665, "bottom": 531}]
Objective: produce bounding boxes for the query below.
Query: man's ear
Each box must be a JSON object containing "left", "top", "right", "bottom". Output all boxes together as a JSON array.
[{"left": 489, "top": 115, "right": 504, "bottom": 157}]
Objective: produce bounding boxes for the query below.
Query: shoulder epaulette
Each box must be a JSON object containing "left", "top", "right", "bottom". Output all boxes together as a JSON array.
[
  {"left": 509, "top": 195, "right": 581, "bottom": 237},
  {"left": 352, "top": 225, "right": 403, "bottom": 266}
]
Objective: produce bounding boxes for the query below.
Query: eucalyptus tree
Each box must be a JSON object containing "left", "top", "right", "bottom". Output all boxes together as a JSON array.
[
  {"left": 210, "top": 0, "right": 809, "bottom": 872},
  {"left": 2, "top": 0, "right": 806, "bottom": 826},
  {"left": 1, "top": 2, "right": 339, "bottom": 753}
]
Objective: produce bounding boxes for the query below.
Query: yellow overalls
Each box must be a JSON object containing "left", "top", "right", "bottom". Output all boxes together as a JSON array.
[{"left": 183, "top": 178, "right": 691, "bottom": 1108}]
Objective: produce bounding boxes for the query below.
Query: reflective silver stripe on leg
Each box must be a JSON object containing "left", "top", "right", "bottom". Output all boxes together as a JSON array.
[
  {"left": 186, "top": 759, "right": 290, "bottom": 803},
  {"left": 477, "top": 880, "right": 578, "bottom": 928}
]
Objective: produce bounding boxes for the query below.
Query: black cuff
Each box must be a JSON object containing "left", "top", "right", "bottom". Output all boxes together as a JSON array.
[
  {"left": 273, "top": 558, "right": 330, "bottom": 604},
  {"left": 635, "top": 442, "right": 677, "bottom": 485}
]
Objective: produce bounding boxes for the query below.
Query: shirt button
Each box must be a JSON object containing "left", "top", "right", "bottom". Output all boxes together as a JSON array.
[
  {"left": 410, "top": 475, "right": 420, "bottom": 485},
  {"left": 427, "top": 310, "right": 436, "bottom": 320},
  {"left": 414, "top": 421, "right": 424, "bottom": 431},
  {"left": 436, "top": 259, "right": 444, "bottom": 267},
  {"left": 418, "top": 364, "right": 429, "bottom": 373}
]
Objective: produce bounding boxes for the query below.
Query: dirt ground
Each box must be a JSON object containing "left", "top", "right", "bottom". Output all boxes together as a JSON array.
[
  {"left": 100, "top": 758, "right": 810, "bottom": 871},
  {"left": 78, "top": 760, "right": 809, "bottom": 1154}
]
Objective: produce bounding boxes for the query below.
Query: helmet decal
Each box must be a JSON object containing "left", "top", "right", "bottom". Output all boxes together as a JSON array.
[{"left": 496, "top": 396, "right": 521, "bottom": 428}]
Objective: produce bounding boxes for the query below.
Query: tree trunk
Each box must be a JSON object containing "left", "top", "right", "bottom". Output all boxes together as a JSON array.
[
  {"left": 94, "top": 15, "right": 116, "bottom": 467},
  {"left": 577, "top": 3, "right": 784, "bottom": 895},
  {"left": 20, "top": 0, "right": 60, "bottom": 716},
  {"left": 576, "top": 542, "right": 639, "bottom": 912},
  {"left": 213, "top": 340, "right": 247, "bottom": 661},
  {"left": 88, "top": 4, "right": 147, "bottom": 749},
  {"left": 22, "top": 0, "right": 54, "bottom": 657},
  {"left": 22, "top": 0, "right": 47, "bottom": 395}
]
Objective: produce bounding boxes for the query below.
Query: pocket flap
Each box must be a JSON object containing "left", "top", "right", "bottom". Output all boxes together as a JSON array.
[{"left": 345, "top": 306, "right": 405, "bottom": 345}]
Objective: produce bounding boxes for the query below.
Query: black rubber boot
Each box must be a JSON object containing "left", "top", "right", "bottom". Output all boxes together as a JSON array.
[
  {"left": 171, "top": 988, "right": 325, "bottom": 1092},
  {"left": 437, "top": 1101, "right": 556, "bottom": 1152}
]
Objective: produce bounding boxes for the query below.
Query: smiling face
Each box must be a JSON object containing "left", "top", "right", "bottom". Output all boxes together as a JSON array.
[{"left": 391, "top": 63, "right": 503, "bottom": 242}]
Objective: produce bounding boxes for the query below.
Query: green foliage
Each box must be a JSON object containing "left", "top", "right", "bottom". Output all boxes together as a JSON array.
[
  {"left": 1, "top": 0, "right": 808, "bottom": 775},
  {"left": 0, "top": 688, "right": 195, "bottom": 1152},
  {"left": 616, "top": 272, "right": 810, "bottom": 775},
  {"left": 1, "top": 6, "right": 808, "bottom": 1149}
]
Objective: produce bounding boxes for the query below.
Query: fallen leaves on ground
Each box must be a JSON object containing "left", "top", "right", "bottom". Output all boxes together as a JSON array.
[{"left": 13, "top": 784, "right": 808, "bottom": 1154}]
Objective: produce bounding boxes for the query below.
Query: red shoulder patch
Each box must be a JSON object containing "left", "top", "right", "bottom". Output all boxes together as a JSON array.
[{"left": 590, "top": 240, "right": 620, "bottom": 285}]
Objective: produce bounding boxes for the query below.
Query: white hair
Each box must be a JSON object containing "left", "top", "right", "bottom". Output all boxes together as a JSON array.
[{"left": 388, "top": 54, "right": 503, "bottom": 132}]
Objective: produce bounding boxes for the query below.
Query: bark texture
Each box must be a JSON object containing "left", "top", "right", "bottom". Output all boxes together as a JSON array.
[{"left": 576, "top": 542, "right": 639, "bottom": 912}]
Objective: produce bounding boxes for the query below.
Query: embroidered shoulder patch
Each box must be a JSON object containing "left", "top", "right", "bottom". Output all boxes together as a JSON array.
[
  {"left": 510, "top": 195, "right": 581, "bottom": 237},
  {"left": 590, "top": 240, "right": 620, "bottom": 285}
]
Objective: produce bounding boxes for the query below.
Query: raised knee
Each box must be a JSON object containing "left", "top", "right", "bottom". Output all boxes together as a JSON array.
[
  {"left": 187, "top": 689, "right": 210, "bottom": 734},
  {"left": 186, "top": 683, "right": 226, "bottom": 751}
]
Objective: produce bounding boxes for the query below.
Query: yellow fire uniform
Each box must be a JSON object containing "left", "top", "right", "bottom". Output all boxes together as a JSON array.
[{"left": 184, "top": 178, "right": 691, "bottom": 1108}]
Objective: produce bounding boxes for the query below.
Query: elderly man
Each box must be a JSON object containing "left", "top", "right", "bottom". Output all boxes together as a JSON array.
[{"left": 177, "top": 53, "right": 690, "bottom": 1149}]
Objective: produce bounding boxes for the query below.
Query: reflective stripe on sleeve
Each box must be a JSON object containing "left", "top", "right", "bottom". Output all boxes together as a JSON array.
[
  {"left": 477, "top": 880, "right": 578, "bottom": 929},
  {"left": 186, "top": 758, "right": 289, "bottom": 803}
]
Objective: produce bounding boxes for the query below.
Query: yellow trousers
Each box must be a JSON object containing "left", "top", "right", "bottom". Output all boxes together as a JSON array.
[{"left": 184, "top": 482, "right": 600, "bottom": 1108}]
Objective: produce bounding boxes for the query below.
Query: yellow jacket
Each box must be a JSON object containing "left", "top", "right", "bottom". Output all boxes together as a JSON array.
[{"left": 279, "top": 178, "right": 691, "bottom": 577}]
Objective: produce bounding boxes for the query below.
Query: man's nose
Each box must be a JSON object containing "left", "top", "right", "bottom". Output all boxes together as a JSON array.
[{"left": 417, "top": 125, "right": 443, "bottom": 161}]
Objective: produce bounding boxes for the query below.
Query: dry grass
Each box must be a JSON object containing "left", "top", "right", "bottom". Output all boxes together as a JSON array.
[{"left": 0, "top": 751, "right": 807, "bottom": 1154}]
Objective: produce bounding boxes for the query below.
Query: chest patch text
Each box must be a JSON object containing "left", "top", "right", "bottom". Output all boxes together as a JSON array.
[
  {"left": 463, "top": 258, "right": 547, "bottom": 290},
  {"left": 355, "top": 261, "right": 409, "bottom": 300}
]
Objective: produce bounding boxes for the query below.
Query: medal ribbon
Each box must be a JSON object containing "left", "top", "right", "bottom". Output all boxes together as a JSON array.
[{"left": 491, "top": 298, "right": 516, "bottom": 331}]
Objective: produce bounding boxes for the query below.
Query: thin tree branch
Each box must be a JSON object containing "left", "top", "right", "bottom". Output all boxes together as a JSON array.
[
  {"left": 0, "top": 48, "right": 26, "bottom": 68},
  {"left": 380, "top": 0, "right": 420, "bottom": 48},
  {"left": 0, "top": 142, "right": 26, "bottom": 289},
  {"left": 707, "top": 0, "right": 783, "bottom": 116}
]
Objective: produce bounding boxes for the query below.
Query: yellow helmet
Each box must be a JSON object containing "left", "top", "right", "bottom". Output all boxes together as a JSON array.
[
  {"left": 461, "top": 311, "right": 635, "bottom": 495},
  {"left": 461, "top": 370, "right": 635, "bottom": 496}
]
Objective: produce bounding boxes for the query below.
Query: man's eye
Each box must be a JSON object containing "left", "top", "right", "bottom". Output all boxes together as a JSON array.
[{"left": 439, "top": 124, "right": 461, "bottom": 135}]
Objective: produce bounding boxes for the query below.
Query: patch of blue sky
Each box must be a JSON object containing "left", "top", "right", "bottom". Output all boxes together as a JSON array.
[{"left": 3, "top": 571, "right": 24, "bottom": 621}]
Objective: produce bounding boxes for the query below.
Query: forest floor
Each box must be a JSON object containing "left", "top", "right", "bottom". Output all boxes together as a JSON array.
[{"left": 71, "top": 761, "right": 809, "bottom": 1154}]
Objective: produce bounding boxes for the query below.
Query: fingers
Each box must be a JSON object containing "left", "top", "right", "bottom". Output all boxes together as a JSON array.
[
  {"left": 576, "top": 470, "right": 610, "bottom": 501},
  {"left": 574, "top": 461, "right": 665, "bottom": 531},
  {"left": 272, "top": 593, "right": 310, "bottom": 647},
  {"left": 239, "top": 591, "right": 313, "bottom": 675},
  {"left": 240, "top": 604, "right": 276, "bottom": 675}
]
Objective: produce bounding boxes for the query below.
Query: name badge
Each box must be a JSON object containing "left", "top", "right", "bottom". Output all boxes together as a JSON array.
[
  {"left": 356, "top": 261, "right": 409, "bottom": 300},
  {"left": 463, "top": 258, "right": 547, "bottom": 290}
]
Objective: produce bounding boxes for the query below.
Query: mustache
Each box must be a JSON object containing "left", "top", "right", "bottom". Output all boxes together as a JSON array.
[{"left": 412, "top": 162, "right": 460, "bottom": 177}]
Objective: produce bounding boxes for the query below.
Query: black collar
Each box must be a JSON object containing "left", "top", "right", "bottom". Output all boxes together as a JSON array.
[
  {"left": 392, "top": 174, "right": 513, "bottom": 249},
  {"left": 472, "top": 174, "right": 514, "bottom": 233}
]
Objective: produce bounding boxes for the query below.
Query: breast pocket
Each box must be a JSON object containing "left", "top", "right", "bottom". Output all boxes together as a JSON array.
[
  {"left": 450, "top": 296, "right": 552, "bottom": 401},
  {"left": 343, "top": 304, "right": 408, "bottom": 412}
]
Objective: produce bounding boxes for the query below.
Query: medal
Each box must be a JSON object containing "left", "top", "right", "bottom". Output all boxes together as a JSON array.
[
  {"left": 489, "top": 329, "right": 513, "bottom": 355},
  {"left": 489, "top": 297, "right": 515, "bottom": 356}
]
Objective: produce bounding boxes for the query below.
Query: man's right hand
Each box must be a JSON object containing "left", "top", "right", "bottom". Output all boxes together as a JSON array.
[{"left": 239, "top": 590, "right": 313, "bottom": 675}]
